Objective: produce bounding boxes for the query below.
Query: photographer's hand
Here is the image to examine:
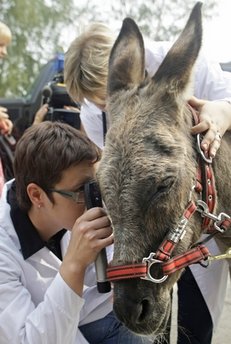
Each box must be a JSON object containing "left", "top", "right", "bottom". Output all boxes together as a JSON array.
[
  {"left": 33, "top": 104, "right": 49, "bottom": 125},
  {"left": 0, "top": 106, "right": 13, "bottom": 135}
]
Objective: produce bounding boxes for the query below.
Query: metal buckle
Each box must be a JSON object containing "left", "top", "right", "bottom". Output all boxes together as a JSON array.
[
  {"left": 196, "top": 200, "right": 230, "bottom": 233},
  {"left": 196, "top": 134, "right": 213, "bottom": 164},
  {"left": 141, "top": 253, "right": 168, "bottom": 284},
  {"left": 167, "top": 217, "right": 187, "bottom": 243}
]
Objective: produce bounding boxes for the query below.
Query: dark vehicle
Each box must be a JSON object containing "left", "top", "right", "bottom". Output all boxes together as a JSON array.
[
  {"left": 0, "top": 53, "right": 71, "bottom": 181},
  {"left": 0, "top": 53, "right": 65, "bottom": 138}
]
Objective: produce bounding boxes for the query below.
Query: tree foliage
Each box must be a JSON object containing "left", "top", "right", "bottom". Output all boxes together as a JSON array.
[
  {"left": 0, "top": 0, "right": 88, "bottom": 97},
  {"left": 0, "top": 0, "right": 217, "bottom": 98},
  {"left": 99, "top": 0, "right": 217, "bottom": 41}
]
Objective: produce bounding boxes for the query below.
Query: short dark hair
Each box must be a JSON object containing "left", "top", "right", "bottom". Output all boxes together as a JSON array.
[{"left": 14, "top": 121, "right": 101, "bottom": 211}]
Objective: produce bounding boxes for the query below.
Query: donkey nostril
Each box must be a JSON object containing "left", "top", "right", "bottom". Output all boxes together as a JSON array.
[{"left": 137, "top": 298, "right": 151, "bottom": 323}]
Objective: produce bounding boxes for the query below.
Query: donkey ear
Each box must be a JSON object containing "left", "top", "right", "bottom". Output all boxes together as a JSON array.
[
  {"left": 153, "top": 2, "right": 203, "bottom": 94},
  {"left": 107, "top": 17, "right": 145, "bottom": 95}
]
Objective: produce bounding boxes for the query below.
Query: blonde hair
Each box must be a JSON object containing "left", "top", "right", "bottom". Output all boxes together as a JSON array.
[
  {"left": 64, "top": 23, "right": 115, "bottom": 107},
  {"left": 0, "top": 22, "right": 12, "bottom": 43}
]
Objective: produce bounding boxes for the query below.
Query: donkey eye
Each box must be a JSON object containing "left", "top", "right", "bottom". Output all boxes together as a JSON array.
[
  {"left": 143, "top": 177, "right": 175, "bottom": 214},
  {"left": 157, "top": 176, "right": 175, "bottom": 194},
  {"left": 149, "top": 176, "right": 175, "bottom": 204}
]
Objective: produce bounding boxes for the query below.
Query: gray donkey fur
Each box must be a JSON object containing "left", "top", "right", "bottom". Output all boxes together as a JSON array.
[{"left": 97, "top": 2, "right": 231, "bottom": 338}]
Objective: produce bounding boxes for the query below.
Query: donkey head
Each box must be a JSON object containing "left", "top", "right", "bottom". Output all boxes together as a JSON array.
[{"left": 97, "top": 2, "right": 203, "bottom": 337}]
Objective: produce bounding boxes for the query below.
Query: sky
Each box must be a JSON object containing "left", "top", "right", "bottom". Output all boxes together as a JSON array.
[
  {"left": 69, "top": 0, "right": 231, "bottom": 63},
  {"left": 201, "top": 0, "right": 231, "bottom": 62}
]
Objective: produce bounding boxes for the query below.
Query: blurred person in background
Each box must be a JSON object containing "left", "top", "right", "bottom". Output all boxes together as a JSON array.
[{"left": 0, "top": 21, "right": 13, "bottom": 195}]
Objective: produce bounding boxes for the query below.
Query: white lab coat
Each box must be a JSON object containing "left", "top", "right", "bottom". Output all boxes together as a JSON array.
[
  {"left": 80, "top": 41, "right": 231, "bottom": 329},
  {"left": 0, "top": 181, "right": 114, "bottom": 344}
]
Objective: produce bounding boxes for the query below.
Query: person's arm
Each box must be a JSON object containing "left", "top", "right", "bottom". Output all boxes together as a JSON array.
[
  {"left": 191, "top": 52, "right": 231, "bottom": 157},
  {"left": 0, "top": 207, "right": 113, "bottom": 343},
  {"left": 190, "top": 96, "right": 231, "bottom": 157},
  {"left": 0, "top": 242, "right": 83, "bottom": 344}
]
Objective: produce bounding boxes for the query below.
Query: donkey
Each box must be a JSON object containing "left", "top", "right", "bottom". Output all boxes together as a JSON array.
[{"left": 97, "top": 1, "right": 231, "bottom": 338}]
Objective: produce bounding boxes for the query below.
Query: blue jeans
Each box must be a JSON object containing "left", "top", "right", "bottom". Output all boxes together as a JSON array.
[{"left": 79, "top": 311, "right": 153, "bottom": 344}]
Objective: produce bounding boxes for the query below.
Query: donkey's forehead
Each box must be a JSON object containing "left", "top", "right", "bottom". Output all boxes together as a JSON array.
[
  {"left": 106, "top": 75, "right": 184, "bottom": 128},
  {"left": 106, "top": 101, "right": 184, "bottom": 155},
  {"left": 100, "top": 125, "right": 184, "bottom": 183}
]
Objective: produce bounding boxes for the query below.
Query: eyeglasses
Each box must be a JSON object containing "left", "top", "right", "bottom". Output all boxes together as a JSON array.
[{"left": 48, "top": 188, "right": 85, "bottom": 204}]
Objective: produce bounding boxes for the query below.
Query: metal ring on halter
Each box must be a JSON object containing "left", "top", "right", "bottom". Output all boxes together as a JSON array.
[
  {"left": 141, "top": 253, "right": 168, "bottom": 283},
  {"left": 196, "top": 133, "right": 213, "bottom": 164}
]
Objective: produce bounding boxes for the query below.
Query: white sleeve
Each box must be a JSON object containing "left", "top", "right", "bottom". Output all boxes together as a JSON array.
[
  {"left": 194, "top": 50, "right": 231, "bottom": 101},
  {"left": 145, "top": 41, "right": 231, "bottom": 102},
  {"left": 0, "top": 248, "right": 85, "bottom": 344},
  {"left": 144, "top": 40, "right": 173, "bottom": 77}
]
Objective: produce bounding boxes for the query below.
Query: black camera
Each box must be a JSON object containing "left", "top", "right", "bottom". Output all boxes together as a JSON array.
[
  {"left": 84, "top": 181, "right": 111, "bottom": 294},
  {"left": 42, "top": 74, "right": 81, "bottom": 130}
]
